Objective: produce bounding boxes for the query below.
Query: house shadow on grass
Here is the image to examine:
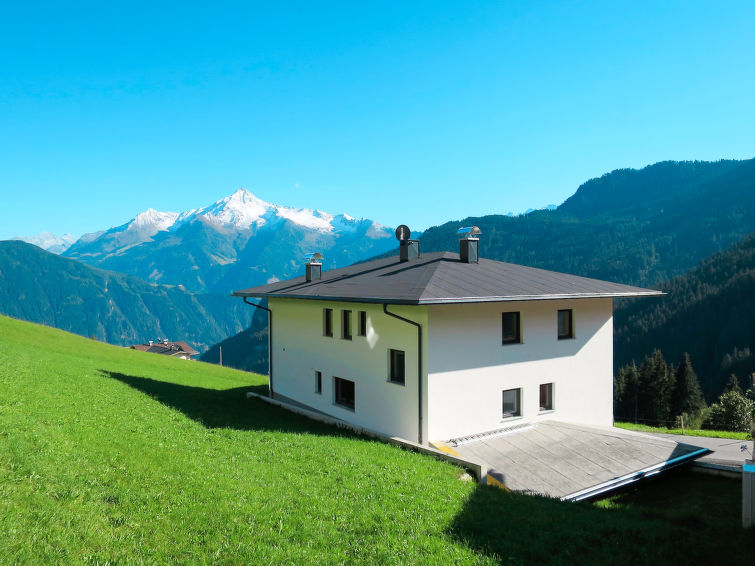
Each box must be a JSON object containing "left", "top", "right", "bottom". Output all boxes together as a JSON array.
[
  {"left": 98, "top": 369, "right": 357, "bottom": 438},
  {"left": 448, "top": 471, "right": 755, "bottom": 565}
]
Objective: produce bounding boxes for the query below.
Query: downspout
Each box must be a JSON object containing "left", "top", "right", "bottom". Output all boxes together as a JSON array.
[
  {"left": 383, "top": 304, "right": 423, "bottom": 445},
  {"left": 244, "top": 297, "right": 274, "bottom": 399}
]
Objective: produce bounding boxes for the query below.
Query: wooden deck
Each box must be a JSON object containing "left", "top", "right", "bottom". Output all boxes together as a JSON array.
[{"left": 448, "top": 421, "right": 708, "bottom": 500}]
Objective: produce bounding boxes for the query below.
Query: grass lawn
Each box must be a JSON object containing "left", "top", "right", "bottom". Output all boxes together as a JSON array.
[
  {"left": 615, "top": 421, "right": 752, "bottom": 440},
  {"left": 1, "top": 314, "right": 754, "bottom": 564}
]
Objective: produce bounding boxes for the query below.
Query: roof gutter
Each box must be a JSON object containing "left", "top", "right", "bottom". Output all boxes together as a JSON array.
[
  {"left": 383, "top": 304, "right": 423, "bottom": 445},
  {"left": 243, "top": 297, "right": 274, "bottom": 400}
]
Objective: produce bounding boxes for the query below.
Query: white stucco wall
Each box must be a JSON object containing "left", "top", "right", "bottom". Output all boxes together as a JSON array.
[
  {"left": 269, "top": 298, "right": 428, "bottom": 443},
  {"left": 426, "top": 299, "right": 614, "bottom": 441}
]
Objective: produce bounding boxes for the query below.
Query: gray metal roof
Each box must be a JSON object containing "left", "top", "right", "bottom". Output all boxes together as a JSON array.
[{"left": 232, "top": 251, "right": 662, "bottom": 304}]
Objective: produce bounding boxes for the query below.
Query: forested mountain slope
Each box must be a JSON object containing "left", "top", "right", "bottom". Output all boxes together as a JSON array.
[
  {"left": 412, "top": 159, "right": 755, "bottom": 287},
  {"left": 614, "top": 232, "right": 755, "bottom": 400},
  {"left": 0, "top": 241, "right": 251, "bottom": 351}
]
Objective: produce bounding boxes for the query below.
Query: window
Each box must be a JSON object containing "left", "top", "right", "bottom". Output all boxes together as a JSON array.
[
  {"left": 342, "top": 310, "right": 352, "bottom": 340},
  {"left": 334, "top": 377, "right": 355, "bottom": 410},
  {"left": 501, "top": 312, "right": 521, "bottom": 344},
  {"left": 557, "top": 309, "right": 574, "bottom": 340},
  {"left": 389, "top": 349, "right": 405, "bottom": 385},
  {"left": 358, "top": 310, "right": 367, "bottom": 336},
  {"left": 502, "top": 388, "right": 521, "bottom": 418},
  {"left": 315, "top": 371, "right": 322, "bottom": 394},
  {"left": 539, "top": 383, "right": 553, "bottom": 411},
  {"left": 323, "top": 308, "right": 333, "bottom": 337}
]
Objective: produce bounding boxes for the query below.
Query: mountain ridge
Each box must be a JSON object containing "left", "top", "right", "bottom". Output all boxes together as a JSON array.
[
  {"left": 0, "top": 240, "right": 251, "bottom": 351},
  {"left": 63, "top": 188, "right": 396, "bottom": 293}
]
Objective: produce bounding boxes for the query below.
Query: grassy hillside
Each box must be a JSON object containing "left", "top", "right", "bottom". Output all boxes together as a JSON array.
[
  {"left": 0, "top": 240, "right": 251, "bottom": 351},
  {"left": 1, "top": 315, "right": 753, "bottom": 563}
]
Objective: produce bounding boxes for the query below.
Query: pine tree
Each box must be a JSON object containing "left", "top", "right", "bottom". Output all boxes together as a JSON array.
[
  {"left": 725, "top": 373, "right": 743, "bottom": 394},
  {"left": 670, "top": 352, "right": 706, "bottom": 418},
  {"left": 639, "top": 349, "right": 674, "bottom": 425},
  {"left": 615, "top": 361, "right": 641, "bottom": 422}
]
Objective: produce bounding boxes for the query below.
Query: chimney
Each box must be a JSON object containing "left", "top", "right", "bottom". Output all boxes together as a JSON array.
[
  {"left": 399, "top": 239, "right": 421, "bottom": 262},
  {"left": 305, "top": 252, "right": 323, "bottom": 282},
  {"left": 457, "top": 226, "right": 481, "bottom": 263},
  {"left": 395, "top": 224, "right": 420, "bottom": 262}
]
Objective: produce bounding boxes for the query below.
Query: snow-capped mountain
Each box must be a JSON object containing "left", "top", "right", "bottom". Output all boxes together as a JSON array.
[
  {"left": 63, "top": 189, "right": 395, "bottom": 292},
  {"left": 13, "top": 231, "right": 77, "bottom": 254}
]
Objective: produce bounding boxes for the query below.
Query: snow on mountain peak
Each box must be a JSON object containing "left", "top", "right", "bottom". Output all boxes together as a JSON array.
[
  {"left": 194, "top": 188, "right": 337, "bottom": 232},
  {"left": 13, "top": 231, "right": 77, "bottom": 254},
  {"left": 129, "top": 208, "right": 179, "bottom": 232},
  {"left": 197, "top": 188, "right": 273, "bottom": 228}
]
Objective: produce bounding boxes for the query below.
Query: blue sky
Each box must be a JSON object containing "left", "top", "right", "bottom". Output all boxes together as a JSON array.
[{"left": 1, "top": 1, "right": 754, "bottom": 240}]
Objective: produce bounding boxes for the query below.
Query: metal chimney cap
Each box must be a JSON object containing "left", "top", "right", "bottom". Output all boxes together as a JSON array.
[
  {"left": 457, "top": 226, "right": 481, "bottom": 238},
  {"left": 304, "top": 252, "right": 324, "bottom": 263},
  {"left": 395, "top": 224, "right": 411, "bottom": 241}
]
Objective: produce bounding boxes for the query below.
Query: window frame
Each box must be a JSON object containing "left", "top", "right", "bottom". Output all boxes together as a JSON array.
[
  {"left": 388, "top": 348, "right": 406, "bottom": 385},
  {"left": 315, "top": 371, "right": 322, "bottom": 394},
  {"left": 358, "top": 310, "right": 367, "bottom": 337},
  {"left": 501, "top": 311, "right": 522, "bottom": 345},
  {"left": 323, "top": 308, "right": 333, "bottom": 337},
  {"left": 334, "top": 376, "right": 355, "bottom": 410},
  {"left": 539, "top": 382, "right": 554, "bottom": 412},
  {"left": 502, "top": 388, "right": 521, "bottom": 419},
  {"left": 557, "top": 309, "right": 574, "bottom": 340},
  {"left": 341, "top": 309, "right": 352, "bottom": 340}
]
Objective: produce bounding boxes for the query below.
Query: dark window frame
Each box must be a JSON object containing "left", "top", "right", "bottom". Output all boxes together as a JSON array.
[
  {"left": 323, "top": 308, "right": 333, "bottom": 337},
  {"left": 358, "top": 310, "right": 367, "bottom": 337},
  {"left": 502, "top": 388, "right": 521, "bottom": 419},
  {"left": 389, "top": 349, "right": 406, "bottom": 385},
  {"left": 334, "top": 376, "right": 355, "bottom": 410},
  {"left": 539, "top": 382, "right": 554, "bottom": 412},
  {"left": 315, "top": 371, "right": 322, "bottom": 394},
  {"left": 501, "top": 311, "right": 521, "bottom": 345},
  {"left": 557, "top": 309, "right": 574, "bottom": 340},
  {"left": 342, "top": 310, "right": 352, "bottom": 340}
]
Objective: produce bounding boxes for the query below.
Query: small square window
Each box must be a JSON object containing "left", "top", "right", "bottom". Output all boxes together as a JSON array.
[
  {"left": 502, "top": 388, "right": 521, "bottom": 418},
  {"left": 334, "top": 377, "right": 355, "bottom": 410},
  {"left": 539, "top": 383, "right": 553, "bottom": 411},
  {"left": 502, "top": 312, "right": 521, "bottom": 345},
  {"left": 557, "top": 309, "right": 574, "bottom": 340},
  {"left": 315, "top": 371, "right": 322, "bottom": 394},
  {"left": 358, "top": 311, "right": 367, "bottom": 337},
  {"left": 389, "top": 349, "right": 405, "bottom": 385},
  {"left": 342, "top": 310, "right": 352, "bottom": 340},
  {"left": 323, "top": 308, "right": 333, "bottom": 337}
]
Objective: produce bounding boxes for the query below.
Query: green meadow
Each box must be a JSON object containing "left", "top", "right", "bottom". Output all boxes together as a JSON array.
[{"left": 1, "top": 314, "right": 752, "bottom": 564}]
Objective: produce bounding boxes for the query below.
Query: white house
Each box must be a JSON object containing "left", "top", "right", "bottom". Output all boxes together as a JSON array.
[{"left": 233, "top": 231, "right": 661, "bottom": 446}]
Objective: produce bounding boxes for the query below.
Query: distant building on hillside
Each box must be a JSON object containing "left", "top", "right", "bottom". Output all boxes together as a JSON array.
[{"left": 130, "top": 339, "right": 198, "bottom": 360}]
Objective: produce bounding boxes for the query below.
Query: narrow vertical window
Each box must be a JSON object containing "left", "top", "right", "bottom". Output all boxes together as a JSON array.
[
  {"left": 557, "top": 309, "right": 574, "bottom": 340},
  {"left": 358, "top": 310, "right": 367, "bottom": 337},
  {"left": 501, "top": 312, "right": 521, "bottom": 345},
  {"left": 502, "top": 388, "right": 521, "bottom": 418},
  {"left": 323, "top": 308, "right": 333, "bottom": 337},
  {"left": 539, "top": 383, "right": 553, "bottom": 411},
  {"left": 389, "top": 349, "right": 405, "bottom": 385},
  {"left": 315, "top": 371, "right": 322, "bottom": 394},
  {"left": 342, "top": 310, "right": 352, "bottom": 340}
]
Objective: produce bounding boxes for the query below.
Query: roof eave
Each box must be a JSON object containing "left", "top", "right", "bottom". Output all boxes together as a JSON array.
[{"left": 231, "top": 290, "right": 665, "bottom": 304}]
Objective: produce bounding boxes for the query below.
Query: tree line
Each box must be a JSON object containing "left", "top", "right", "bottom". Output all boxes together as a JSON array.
[{"left": 614, "top": 349, "right": 754, "bottom": 432}]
